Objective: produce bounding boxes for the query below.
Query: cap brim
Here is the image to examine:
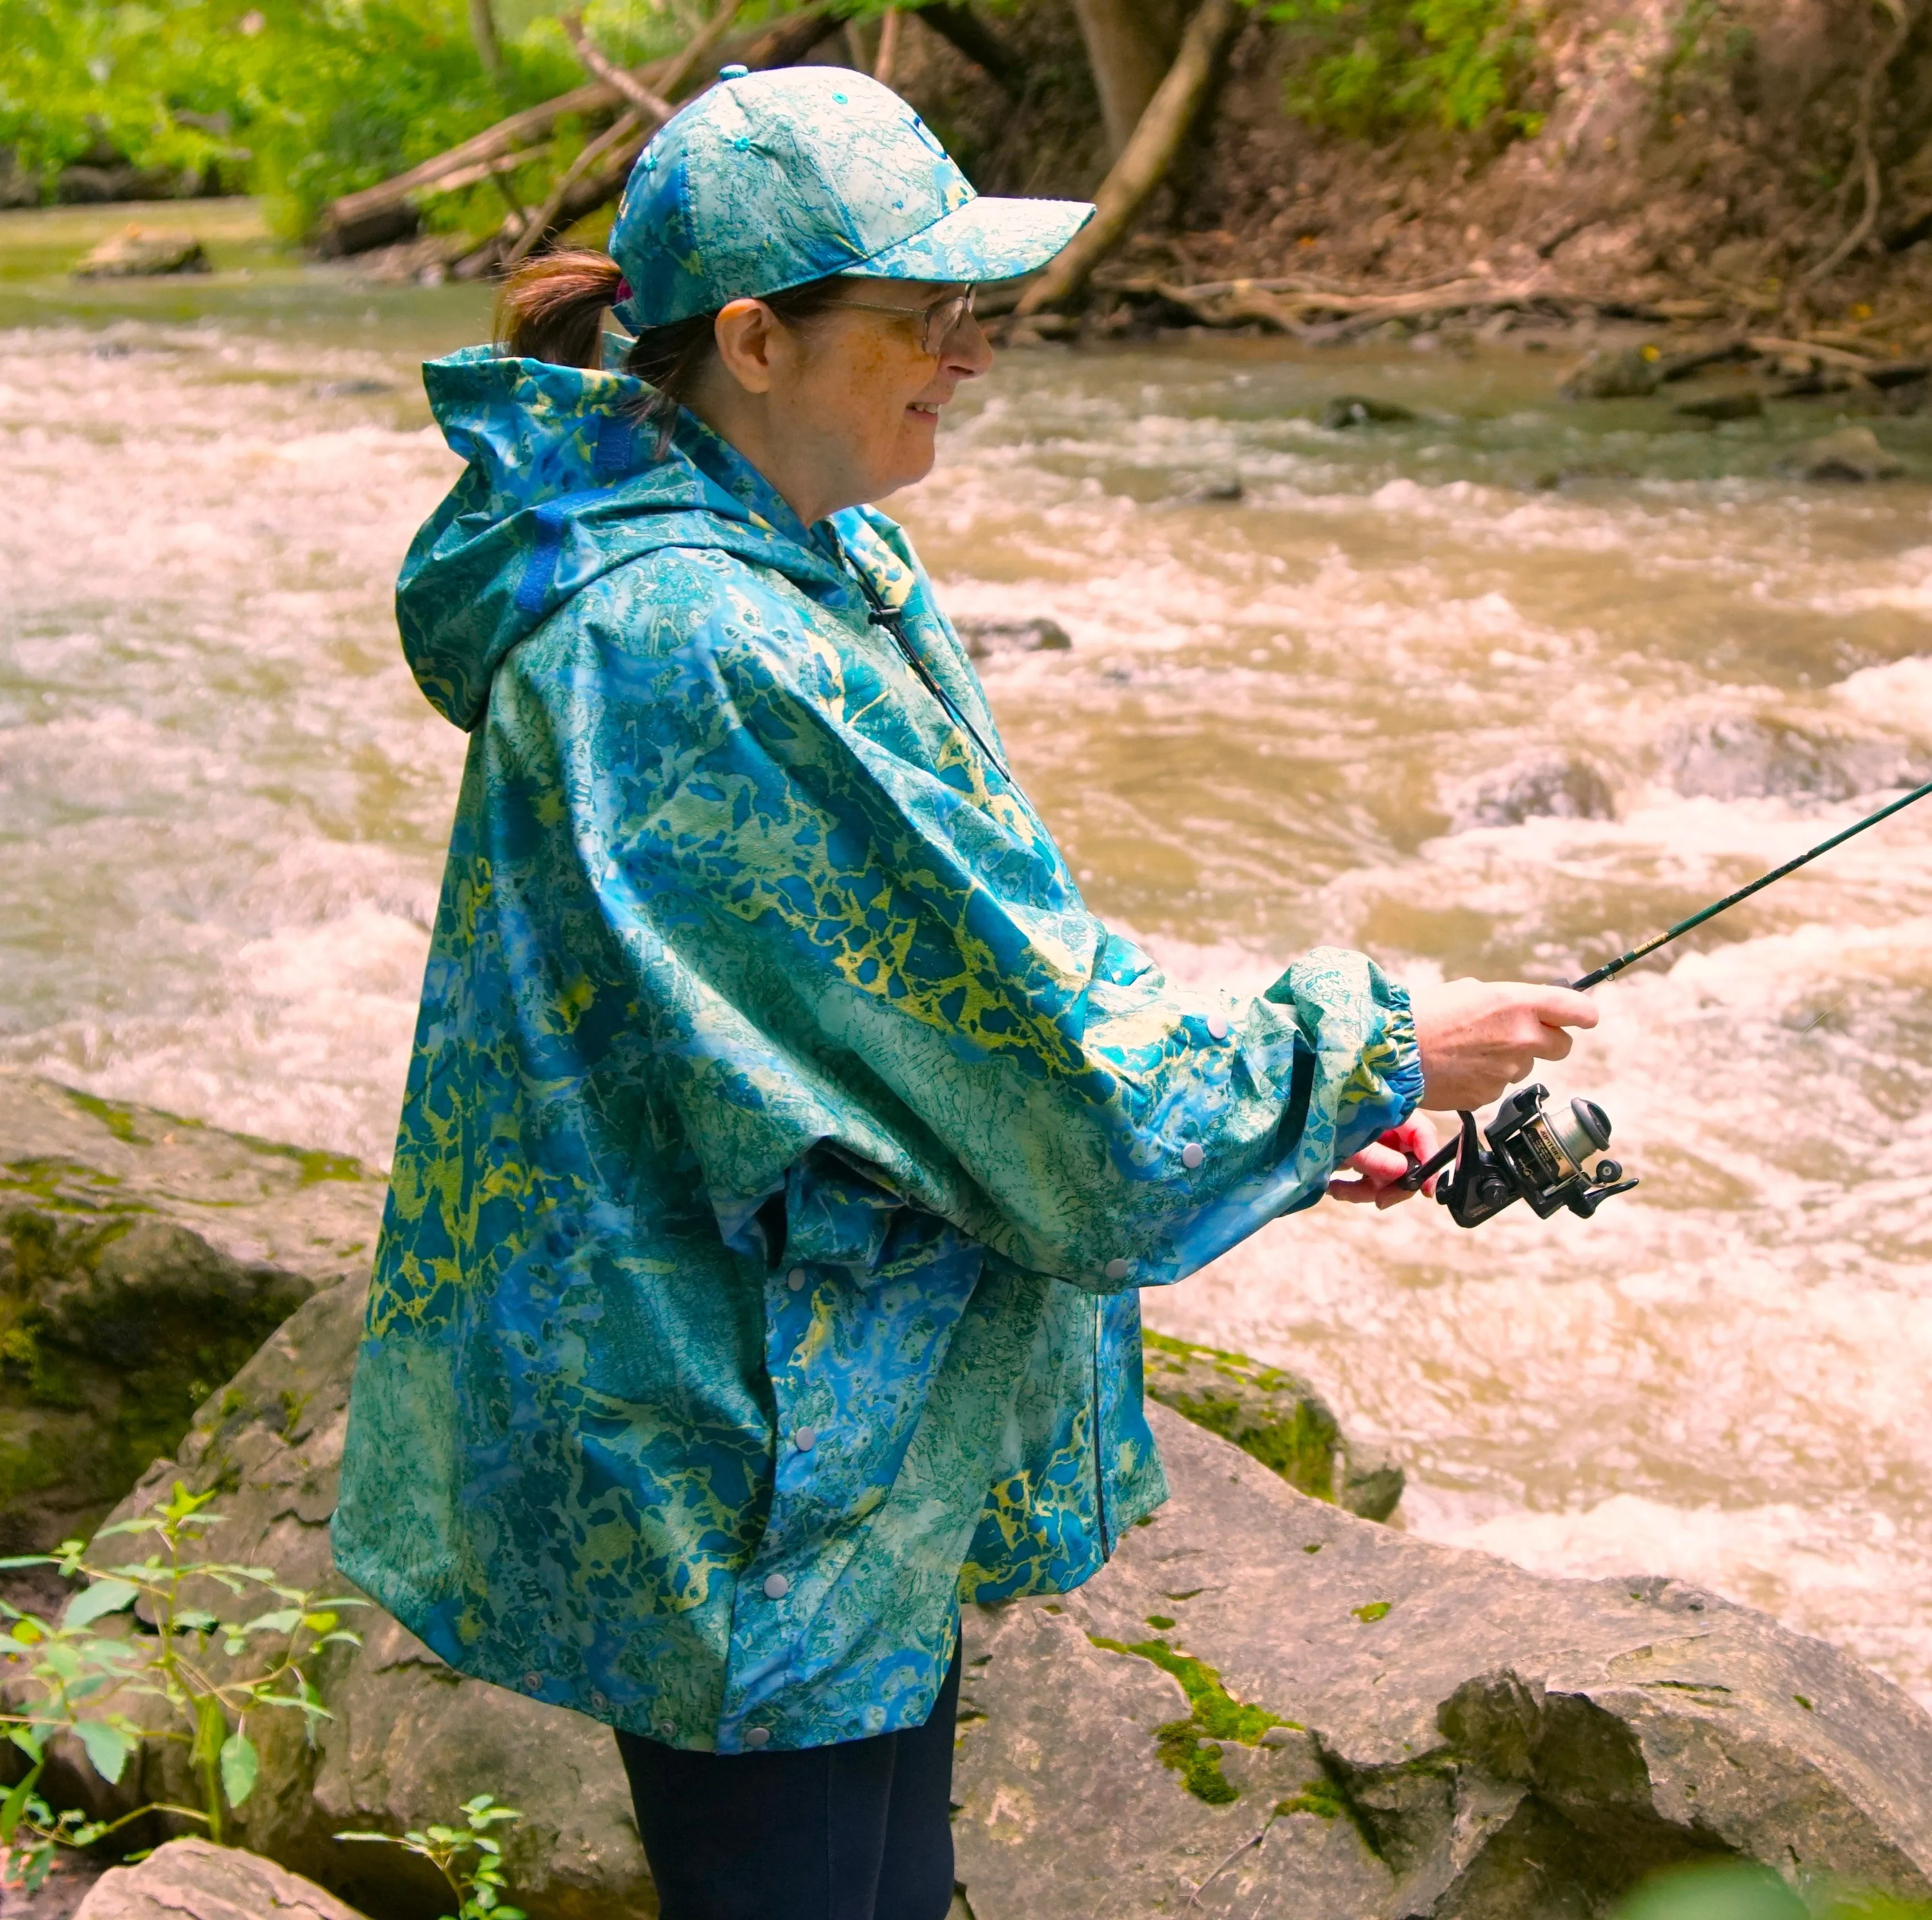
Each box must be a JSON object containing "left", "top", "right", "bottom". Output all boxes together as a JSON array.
[{"left": 846, "top": 195, "right": 1094, "bottom": 284}]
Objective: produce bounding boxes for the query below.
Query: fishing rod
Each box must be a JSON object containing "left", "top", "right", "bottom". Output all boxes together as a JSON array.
[{"left": 1400, "top": 775, "right": 1932, "bottom": 1226}]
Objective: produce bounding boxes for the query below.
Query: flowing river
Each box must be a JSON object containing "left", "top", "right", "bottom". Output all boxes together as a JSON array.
[{"left": 5, "top": 201, "right": 1931, "bottom": 1708}]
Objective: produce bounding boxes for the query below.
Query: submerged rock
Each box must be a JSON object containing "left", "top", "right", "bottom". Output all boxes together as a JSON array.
[
  {"left": 71, "top": 227, "right": 210, "bottom": 279},
  {"left": 1450, "top": 752, "right": 1617, "bottom": 830},
  {"left": 1141, "top": 1330, "right": 1403, "bottom": 1521},
  {"left": 74, "top": 1838, "right": 367, "bottom": 1920},
  {"left": 1673, "top": 388, "right": 1765, "bottom": 422},
  {"left": 950, "top": 1403, "right": 1932, "bottom": 1918},
  {"left": 1320, "top": 395, "right": 1418, "bottom": 429},
  {"left": 0, "top": 1074, "right": 383, "bottom": 1594},
  {"left": 953, "top": 615, "right": 1073, "bottom": 659},
  {"left": 1783, "top": 425, "right": 1903, "bottom": 482},
  {"left": 1558, "top": 346, "right": 1662, "bottom": 400},
  {"left": 1659, "top": 715, "right": 1921, "bottom": 804}
]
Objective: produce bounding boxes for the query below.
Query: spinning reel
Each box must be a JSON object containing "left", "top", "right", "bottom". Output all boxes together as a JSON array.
[{"left": 1399, "top": 1083, "right": 1638, "bottom": 1229}]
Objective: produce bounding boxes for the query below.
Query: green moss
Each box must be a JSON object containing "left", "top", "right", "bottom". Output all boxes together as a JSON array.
[
  {"left": 1351, "top": 1602, "right": 1392, "bottom": 1623},
  {"left": 1090, "top": 1633, "right": 1301, "bottom": 1806},
  {"left": 1155, "top": 1719, "right": 1238, "bottom": 1804},
  {"left": 1276, "top": 1778, "right": 1345, "bottom": 1820},
  {"left": 1144, "top": 1614, "right": 1176, "bottom": 1630},
  {"left": 59, "top": 1087, "right": 369, "bottom": 1186},
  {"left": 62, "top": 1090, "right": 150, "bottom": 1144},
  {"left": 1140, "top": 1330, "right": 1339, "bottom": 1501}
]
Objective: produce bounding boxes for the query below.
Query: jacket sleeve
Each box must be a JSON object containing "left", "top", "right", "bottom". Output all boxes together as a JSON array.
[{"left": 486, "top": 556, "right": 1422, "bottom": 1294}]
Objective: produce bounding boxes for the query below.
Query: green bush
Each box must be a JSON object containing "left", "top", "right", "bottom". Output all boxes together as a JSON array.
[
  {"left": 1252, "top": 0, "right": 1543, "bottom": 138},
  {"left": 0, "top": 0, "right": 658, "bottom": 238}
]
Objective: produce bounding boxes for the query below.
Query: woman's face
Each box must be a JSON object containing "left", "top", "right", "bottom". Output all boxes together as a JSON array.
[{"left": 703, "top": 278, "right": 994, "bottom": 527}]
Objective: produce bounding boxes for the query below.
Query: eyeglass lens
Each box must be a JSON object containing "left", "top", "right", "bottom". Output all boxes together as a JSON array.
[{"left": 921, "top": 289, "right": 975, "bottom": 354}]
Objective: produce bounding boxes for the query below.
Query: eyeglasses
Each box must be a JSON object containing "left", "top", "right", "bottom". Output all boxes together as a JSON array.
[{"left": 830, "top": 285, "right": 977, "bottom": 355}]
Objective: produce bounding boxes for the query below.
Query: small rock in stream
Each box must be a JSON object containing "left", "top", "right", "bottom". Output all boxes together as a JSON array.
[
  {"left": 1558, "top": 345, "right": 1662, "bottom": 400},
  {"left": 1320, "top": 394, "right": 1417, "bottom": 429},
  {"left": 1451, "top": 752, "right": 1617, "bottom": 830},
  {"left": 1782, "top": 425, "right": 1903, "bottom": 482},
  {"left": 71, "top": 226, "right": 210, "bottom": 279},
  {"left": 1673, "top": 389, "right": 1765, "bottom": 423},
  {"left": 313, "top": 379, "right": 393, "bottom": 399},
  {"left": 953, "top": 616, "right": 1072, "bottom": 659}
]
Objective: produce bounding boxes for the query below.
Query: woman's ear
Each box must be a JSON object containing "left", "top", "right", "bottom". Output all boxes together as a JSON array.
[{"left": 713, "top": 298, "right": 781, "bottom": 396}]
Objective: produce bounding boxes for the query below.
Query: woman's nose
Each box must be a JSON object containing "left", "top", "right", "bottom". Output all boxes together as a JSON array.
[{"left": 944, "top": 311, "right": 995, "bottom": 380}]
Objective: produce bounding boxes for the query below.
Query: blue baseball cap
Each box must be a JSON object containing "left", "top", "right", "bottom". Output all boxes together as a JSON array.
[{"left": 608, "top": 67, "right": 1093, "bottom": 333}]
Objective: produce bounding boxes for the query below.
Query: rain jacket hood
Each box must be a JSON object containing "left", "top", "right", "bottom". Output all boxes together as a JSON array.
[
  {"left": 336, "top": 344, "right": 1424, "bottom": 1757},
  {"left": 399, "top": 346, "right": 872, "bottom": 731}
]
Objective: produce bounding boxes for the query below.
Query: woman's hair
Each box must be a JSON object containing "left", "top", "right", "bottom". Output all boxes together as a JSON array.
[{"left": 495, "top": 249, "right": 846, "bottom": 448}]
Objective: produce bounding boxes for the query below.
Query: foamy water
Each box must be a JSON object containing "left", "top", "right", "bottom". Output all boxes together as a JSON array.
[{"left": 4, "top": 204, "right": 1930, "bottom": 1707}]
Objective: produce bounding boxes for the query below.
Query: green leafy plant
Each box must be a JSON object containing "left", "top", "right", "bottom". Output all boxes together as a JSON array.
[
  {"left": 1253, "top": 0, "right": 1543, "bottom": 138},
  {"left": 0, "top": 1480, "right": 365, "bottom": 1889},
  {"left": 337, "top": 1795, "right": 528, "bottom": 1919}
]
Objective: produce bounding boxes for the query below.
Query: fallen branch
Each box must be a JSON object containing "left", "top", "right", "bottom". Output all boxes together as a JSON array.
[
  {"left": 318, "top": 0, "right": 830, "bottom": 256},
  {"left": 562, "top": 14, "right": 675, "bottom": 119},
  {"left": 502, "top": 109, "right": 642, "bottom": 268},
  {"left": 915, "top": 2, "right": 1017, "bottom": 90},
  {"left": 1013, "top": 0, "right": 1243, "bottom": 316}
]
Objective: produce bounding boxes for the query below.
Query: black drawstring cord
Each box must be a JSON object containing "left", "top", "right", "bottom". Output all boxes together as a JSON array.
[{"left": 845, "top": 564, "right": 1016, "bottom": 788}]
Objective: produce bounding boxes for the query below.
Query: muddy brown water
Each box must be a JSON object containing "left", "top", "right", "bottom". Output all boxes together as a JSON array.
[{"left": 5, "top": 201, "right": 1930, "bottom": 1710}]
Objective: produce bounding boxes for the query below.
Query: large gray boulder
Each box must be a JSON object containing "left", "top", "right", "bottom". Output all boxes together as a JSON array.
[
  {"left": 950, "top": 1402, "right": 1932, "bottom": 1917},
  {"left": 73, "top": 1839, "right": 367, "bottom": 1920},
  {"left": 0, "top": 1074, "right": 384, "bottom": 1599}
]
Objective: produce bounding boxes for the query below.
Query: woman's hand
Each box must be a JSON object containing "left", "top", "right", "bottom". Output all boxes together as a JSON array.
[
  {"left": 1409, "top": 978, "right": 1599, "bottom": 1112},
  {"left": 1329, "top": 1115, "right": 1439, "bottom": 1209}
]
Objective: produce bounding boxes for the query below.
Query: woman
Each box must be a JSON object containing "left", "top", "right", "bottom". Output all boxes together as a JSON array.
[{"left": 332, "top": 65, "right": 1596, "bottom": 1920}]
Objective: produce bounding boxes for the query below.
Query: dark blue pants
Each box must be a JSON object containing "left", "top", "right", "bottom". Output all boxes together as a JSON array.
[{"left": 614, "top": 1641, "right": 962, "bottom": 1920}]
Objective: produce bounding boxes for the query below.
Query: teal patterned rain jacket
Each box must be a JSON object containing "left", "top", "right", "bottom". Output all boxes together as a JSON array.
[{"left": 330, "top": 346, "right": 1424, "bottom": 1753}]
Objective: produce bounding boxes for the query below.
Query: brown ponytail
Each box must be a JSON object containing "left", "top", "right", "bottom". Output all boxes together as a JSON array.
[
  {"left": 495, "top": 249, "right": 624, "bottom": 371},
  {"left": 495, "top": 248, "right": 852, "bottom": 450}
]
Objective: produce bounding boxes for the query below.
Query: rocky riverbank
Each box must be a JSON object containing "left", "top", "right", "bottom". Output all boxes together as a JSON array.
[{"left": 5, "top": 1072, "right": 1932, "bottom": 1916}]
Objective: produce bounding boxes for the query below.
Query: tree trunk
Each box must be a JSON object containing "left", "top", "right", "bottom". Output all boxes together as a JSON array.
[
  {"left": 1069, "top": 0, "right": 1186, "bottom": 158},
  {"left": 468, "top": 0, "right": 504, "bottom": 80},
  {"left": 1015, "top": 0, "right": 1241, "bottom": 315}
]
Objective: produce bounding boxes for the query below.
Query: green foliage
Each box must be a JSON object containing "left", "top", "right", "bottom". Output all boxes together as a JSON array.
[
  {"left": 1251, "top": 0, "right": 1542, "bottom": 138},
  {"left": 338, "top": 1794, "right": 528, "bottom": 1919},
  {"left": 0, "top": 0, "right": 619, "bottom": 237},
  {"left": 0, "top": 1479, "right": 366, "bottom": 1889},
  {"left": 1616, "top": 1860, "right": 1932, "bottom": 1920}
]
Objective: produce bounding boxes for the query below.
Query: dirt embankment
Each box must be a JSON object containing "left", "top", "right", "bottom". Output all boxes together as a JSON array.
[{"left": 897, "top": 0, "right": 1932, "bottom": 351}]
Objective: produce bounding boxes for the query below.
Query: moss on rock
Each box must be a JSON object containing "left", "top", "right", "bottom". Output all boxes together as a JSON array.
[{"left": 1140, "top": 1329, "right": 1404, "bottom": 1520}]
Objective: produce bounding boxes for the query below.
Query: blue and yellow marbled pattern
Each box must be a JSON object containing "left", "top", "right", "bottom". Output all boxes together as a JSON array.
[
  {"left": 330, "top": 346, "right": 1423, "bottom": 1752},
  {"left": 609, "top": 68, "right": 1091, "bottom": 332}
]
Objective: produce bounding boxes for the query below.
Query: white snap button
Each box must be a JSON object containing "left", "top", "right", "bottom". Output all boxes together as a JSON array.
[
  {"left": 1104, "top": 1257, "right": 1131, "bottom": 1281},
  {"left": 1181, "top": 1143, "right": 1205, "bottom": 1169},
  {"left": 744, "top": 1725, "right": 771, "bottom": 1747},
  {"left": 522, "top": 1671, "right": 541, "bottom": 1690},
  {"left": 1206, "top": 1014, "right": 1230, "bottom": 1040},
  {"left": 787, "top": 1267, "right": 806, "bottom": 1291},
  {"left": 794, "top": 1427, "right": 817, "bottom": 1451},
  {"left": 763, "top": 1572, "right": 790, "bottom": 1600}
]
